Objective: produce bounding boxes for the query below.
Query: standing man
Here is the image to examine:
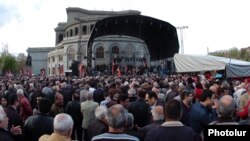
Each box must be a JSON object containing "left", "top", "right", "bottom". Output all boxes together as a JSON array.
[
  {"left": 145, "top": 100, "right": 199, "bottom": 141},
  {"left": 81, "top": 91, "right": 99, "bottom": 141},
  {"left": 128, "top": 88, "right": 151, "bottom": 127},
  {"left": 39, "top": 113, "right": 74, "bottom": 141},
  {"left": 92, "top": 104, "right": 139, "bottom": 141},
  {"left": 23, "top": 98, "right": 54, "bottom": 141},
  {"left": 190, "top": 89, "right": 217, "bottom": 134},
  {"left": 16, "top": 89, "right": 32, "bottom": 121}
]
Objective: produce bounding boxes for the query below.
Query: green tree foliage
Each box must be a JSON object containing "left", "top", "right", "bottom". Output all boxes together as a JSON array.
[
  {"left": 211, "top": 47, "right": 250, "bottom": 62},
  {"left": 1, "top": 55, "right": 18, "bottom": 73},
  {"left": 240, "top": 49, "right": 250, "bottom": 61},
  {"left": 211, "top": 52, "right": 225, "bottom": 57},
  {"left": 229, "top": 47, "right": 240, "bottom": 59},
  {"left": 0, "top": 43, "right": 19, "bottom": 74}
]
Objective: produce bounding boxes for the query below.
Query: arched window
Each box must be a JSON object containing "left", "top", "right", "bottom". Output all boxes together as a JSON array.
[
  {"left": 82, "top": 25, "right": 87, "bottom": 35},
  {"left": 70, "top": 29, "right": 73, "bottom": 37},
  {"left": 126, "top": 45, "right": 134, "bottom": 57},
  {"left": 112, "top": 46, "right": 119, "bottom": 54},
  {"left": 96, "top": 47, "right": 104, "bottom": 58},
  {"left": 58, "top": 54, "right": 63, "bottom": 61},
  {"left": 68, "top": 47, "right": 75, "bottom": 60},
  {"left": 75, "top": 27, "right": 78, "bottom": 36}
]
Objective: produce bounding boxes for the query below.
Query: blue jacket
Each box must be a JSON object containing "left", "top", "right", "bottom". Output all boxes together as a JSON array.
[{"left": 190, "top": 102, "right": 217, "bottom": 134}]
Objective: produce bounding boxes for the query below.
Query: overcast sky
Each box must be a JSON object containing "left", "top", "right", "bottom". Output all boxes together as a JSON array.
[{"left": 0, "top": 0, "right": 250, "bottom": 56}]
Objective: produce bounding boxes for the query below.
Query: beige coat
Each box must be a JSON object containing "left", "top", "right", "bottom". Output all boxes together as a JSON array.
[{"left": 39, "top": 133, "right": 71, "bottom": 141}]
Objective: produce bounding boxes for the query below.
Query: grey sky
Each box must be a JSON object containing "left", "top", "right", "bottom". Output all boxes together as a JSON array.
[{"left": 0, "top": 0, "right": 250, "bottom": 55}]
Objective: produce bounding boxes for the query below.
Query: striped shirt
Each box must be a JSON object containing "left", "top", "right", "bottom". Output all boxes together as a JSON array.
[{"left": 91, "top": 133, "right": 139, "bottom": 141}]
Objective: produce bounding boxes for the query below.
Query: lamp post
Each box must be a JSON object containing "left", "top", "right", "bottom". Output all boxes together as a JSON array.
[{"left": 176, "top": 26, "right": 188, "bottom": 54}]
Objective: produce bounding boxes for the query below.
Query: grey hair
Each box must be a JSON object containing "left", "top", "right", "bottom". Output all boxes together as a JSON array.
[
  {"left": 106, "top": 104, "right": 128, "bottom": 129},
  {"left": 152, "top": 106, "right": 164, "bottom": 121},
  {"left": 80, "top": 90, "right": 89, "bottom": 102},
  {"left": 16, "top": 89, "right": 24, "bottom": 96},
  {"left": 158, "top": 93, "right": 166, "bottom": 102},
  {"left": 218, "top": 95, "right": 235, "bottom": 117},
  {"left": 221, "top": 81, "right": 229, "bottom": 89},
  {"left": 127, "top": 88, "right": 136, "bottom": 97},
  {"left": 54, "top": 113, "right": 73, "bottom": 135},
  {"left": 95, "top": 106, "right": 107, "bottom": 120},
  {"left": 85, "top": 91, "right": 93, "bottom": 100}
]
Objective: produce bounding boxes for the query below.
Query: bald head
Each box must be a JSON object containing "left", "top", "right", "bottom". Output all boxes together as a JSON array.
[{"left": 218, "top": 95, "right": 235, "bottom": 117}]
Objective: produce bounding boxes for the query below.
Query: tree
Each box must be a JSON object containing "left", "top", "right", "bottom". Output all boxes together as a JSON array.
[
  {"left": 240, "top": 49, "right": 250, "bottom": 61},
  {"left": 1, "top": 55, "right": 18, "bottom": 73},
  {"left": 211, "top": 47, "right": 250, "bottom": 62},
  {"left": 211, "top": 52, "right": 225, "bottom": 57},
  {"left": 0, "top": 43, "right": 18, "bottom": 73},
  {"left": 229, "top": 47, "right": 240, "bottom": 59}
]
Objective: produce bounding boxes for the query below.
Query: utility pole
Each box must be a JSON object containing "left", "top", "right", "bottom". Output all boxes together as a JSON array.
[{"left": 176, "top": 26, "right": 188, "bottom": 54}]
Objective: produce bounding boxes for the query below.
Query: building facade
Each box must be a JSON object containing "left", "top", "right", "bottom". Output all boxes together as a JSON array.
[
  {"left": 28, "top": 7, "right": 179, "bottom": 75},
  {"left": 47, "top": 7, "right": 150, "bottom": 75},
  {"left": 27, "top": 47, "right": 54, "bottom": 75}
]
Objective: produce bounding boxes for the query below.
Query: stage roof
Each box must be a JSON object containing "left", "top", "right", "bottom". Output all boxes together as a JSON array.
[{"left": 88, "top": 15, "right": 179, "bottom": 61}]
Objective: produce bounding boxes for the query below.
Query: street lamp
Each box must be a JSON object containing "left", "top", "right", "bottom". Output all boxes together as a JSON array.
[{"left": 176, "top": 26, "right": 188, "bottom": 54}]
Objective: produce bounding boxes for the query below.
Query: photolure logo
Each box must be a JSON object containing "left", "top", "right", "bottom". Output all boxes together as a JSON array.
[
  {"left": 208, "top": 129, "right": 247, "bottom": 136},
  {"left": 203, "top": 125, "right": 250, "bottom": 141}
]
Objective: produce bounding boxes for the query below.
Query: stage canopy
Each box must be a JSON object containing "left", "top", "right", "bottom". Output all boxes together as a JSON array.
[
  {"left": 174, "top": 54, "right": 250, "bottom": 78},
  {"left": 88, "top": 15, "right": 179, "bottom": 61}
]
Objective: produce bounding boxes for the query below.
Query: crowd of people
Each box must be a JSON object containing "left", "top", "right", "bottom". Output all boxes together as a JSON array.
[{"left": 0, "top": 72, "right": 249, "bottom": 141}]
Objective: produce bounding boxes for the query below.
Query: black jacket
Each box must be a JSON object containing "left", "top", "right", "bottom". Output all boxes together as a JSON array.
[
  {"left": 128, "top": 99, "right": 151, "bottom": 127},
  {"left": 5, "top": 106, "right": 23, "bottom": 141},
  {"left": 0, "top": 128, "right": 14, "bottom": 141},
  {"left": 23, "top": 113, "right": 54, "bottom": 141}
]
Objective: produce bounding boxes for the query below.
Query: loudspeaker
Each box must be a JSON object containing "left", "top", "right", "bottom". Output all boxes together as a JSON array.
[{"left": 71, "top": 60, "right": 79, "bottom": 76}]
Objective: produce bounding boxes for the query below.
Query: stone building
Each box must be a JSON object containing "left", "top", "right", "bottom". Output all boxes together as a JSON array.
[
  {"left": 28, "top": 7, "right": 179, "bottom": 75},
  {"left": 27, "top": 47, "right": 54, "bottom": 75}
]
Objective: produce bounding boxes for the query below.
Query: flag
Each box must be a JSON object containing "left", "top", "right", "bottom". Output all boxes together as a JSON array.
[
  {"left": 117, "top": 66, "right": 122, "bottom": 77},
  {"left": 60, "top": 65, "right": 64, "bottom": 75},
  {"left": 79, "top": 64, "right": 83, "bottom": 76}
]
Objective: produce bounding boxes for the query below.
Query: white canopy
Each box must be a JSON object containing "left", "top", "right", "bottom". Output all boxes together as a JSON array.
[{"left": 173, "top": 54, "right": 250, "bottom": 78}]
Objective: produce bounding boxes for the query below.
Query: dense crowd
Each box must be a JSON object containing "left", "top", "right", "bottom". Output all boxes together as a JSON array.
[{"left": 0, "top": 72, "right": 249, "bottom": 141}]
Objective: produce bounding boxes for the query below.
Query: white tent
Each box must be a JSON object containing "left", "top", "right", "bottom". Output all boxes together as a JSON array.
[{"left": 173, "top": 54, "right": 250, "bottom": 78}]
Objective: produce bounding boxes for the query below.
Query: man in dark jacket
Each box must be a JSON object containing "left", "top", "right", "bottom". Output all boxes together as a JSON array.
[
  {"left": 65, "top": 92, "right": 83, "bottom": 141},
  {"left": 145, "top": 100, "right": 199, "bottom": 141},
  {"left": 190, "top": 89, "right": 217, "bottom": 134},
  {"left": 0, "top": 105, "right": 14, "bottom": 141},
  {"left": 128, "top": 88, "right": 151, "bottom": 127},
  {"left": 5, "top": 93, "right": 23, "bottom": 141},
  {"left": 87, "top": 106, "right": 108, "bottom": 141},
  {"left": 23, "top": 98, "right": 54, "bottom": 141}
]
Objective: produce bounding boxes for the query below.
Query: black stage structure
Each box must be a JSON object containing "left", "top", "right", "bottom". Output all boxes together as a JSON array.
[{"left": 87, "top": 15, "right": 180, "bottom": 70}]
